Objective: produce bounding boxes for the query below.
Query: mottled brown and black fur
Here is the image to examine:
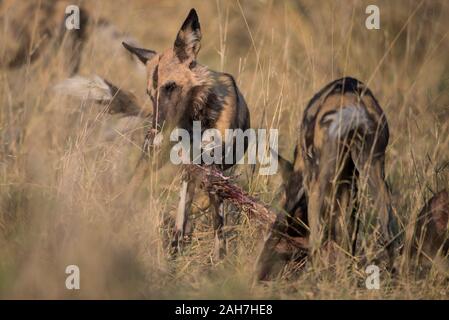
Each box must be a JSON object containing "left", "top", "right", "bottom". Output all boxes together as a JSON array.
[
  {"left": 257, "top": 77, "right": 400, "bottom": 280},
  {"left": 123, "top": 9, "right": 250, "bottom": 259}
]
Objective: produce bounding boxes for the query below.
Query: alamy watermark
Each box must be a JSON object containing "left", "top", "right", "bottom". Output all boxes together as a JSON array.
[
  {"left": 164, "top": 121, "right": 279, "bottom": 175},
  {"left": 365, "top": 264, "right": 380, "bottom": 290},
  {"left": 365, "top": 5, "right": 380, "bottom": 30},
  {"left": 65, "top": 5, "right": 80, "bottom": 30}
]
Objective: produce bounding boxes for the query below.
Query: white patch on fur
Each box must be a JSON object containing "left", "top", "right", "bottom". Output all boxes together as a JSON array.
[
  {"left": 324, "top": 105, "right": 370, "bottom": 138},
  {"left": 53, "top": 75, "right": 112, "bottom": 101}
]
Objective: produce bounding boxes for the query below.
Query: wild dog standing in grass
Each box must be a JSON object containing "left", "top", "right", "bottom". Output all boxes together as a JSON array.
[
  {"left": 0, "top": 0, "right": 137, "bottom": 75},
  {"left": 120, "top": 9, "right": 250, "bottom": 259},
  {"left": 257, "top": 77, "right": 400, "bottom": 279}
]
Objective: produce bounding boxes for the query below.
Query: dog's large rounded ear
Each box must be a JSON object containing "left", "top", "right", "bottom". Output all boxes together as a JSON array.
[
  {"left": 122, "top": 42, "right": 156, "bottom": 65},
  {"left": 173, "top": 8, "right": 201, "bottom": 63}
]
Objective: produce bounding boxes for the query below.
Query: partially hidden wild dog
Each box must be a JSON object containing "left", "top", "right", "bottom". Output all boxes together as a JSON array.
[
  {"left": 409, "top": 190, "right": 449, "bottom": 272},
  {"left": 1, "top": 0, "right": 138, "bottom": 75},
  {"left": 257, "top": 77, "right": 400, "bottom": 280},
  {"left": 56, "top": 9, "right": 251, "bottom": 260},
  {"left": 122, "top": 9, "right": 250, "bottom": 259}
]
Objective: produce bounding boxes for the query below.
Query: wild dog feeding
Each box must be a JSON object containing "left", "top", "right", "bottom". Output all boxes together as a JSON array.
[
  {"left": 54, "top": 10, "right": 448, "bottom": 284},
  {"left": 58, "top": 8, "right": 252, "bottom": 260},
  {"left": 9, "top": 0, "right": 447, "bottom": 300},
  {"left": 121, "top": 9, "right": 253, "bottom": 260},
  {"left": 257, "top": 77, "right": 400, "bottom": 280}
]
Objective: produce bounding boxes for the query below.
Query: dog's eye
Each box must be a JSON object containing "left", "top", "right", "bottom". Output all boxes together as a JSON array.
[{"left": 164, "top": 81, "right": 177, "bottom": 93}]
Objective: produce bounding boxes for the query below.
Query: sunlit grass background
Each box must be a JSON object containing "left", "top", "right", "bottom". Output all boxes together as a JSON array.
[{"left": 1, "top": 0, "right": 448, "bottom": 298}]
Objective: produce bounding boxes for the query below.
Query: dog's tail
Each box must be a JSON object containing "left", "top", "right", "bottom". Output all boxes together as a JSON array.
[
  {"left": 321, "top": 105, "right": 372, "bottom": 140},
  {"left": 54, "top": 75, "right": 148, "bottom": 117}
]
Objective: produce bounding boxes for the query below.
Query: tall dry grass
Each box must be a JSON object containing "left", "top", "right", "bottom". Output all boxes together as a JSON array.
[{"left": 1, "top": 0, "right": 448, "bottom": 299}]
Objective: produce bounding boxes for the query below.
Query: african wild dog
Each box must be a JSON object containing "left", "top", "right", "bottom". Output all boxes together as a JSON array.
[
  {"left": 0, "top": 0, "right": 136, "bottom": 75},
  {"left": 410, "top": 190, "right": 449, "bottom": 271},
  {"left": 257, "top": 77, "right": 400, "bottom": 279},
  {"left": 120, "top": 9, "right": 251, "bottom": 259},
  {"left": 56, "top": 9, "right": 250, "bottom": 260}
]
